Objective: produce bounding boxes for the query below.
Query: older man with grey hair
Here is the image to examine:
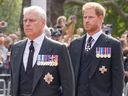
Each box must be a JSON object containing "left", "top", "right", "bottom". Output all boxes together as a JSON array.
[{"left": 10, "top": 6, "right": 75, "bottom": 96}]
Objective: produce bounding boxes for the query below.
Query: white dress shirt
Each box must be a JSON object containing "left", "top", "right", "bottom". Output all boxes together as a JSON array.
[{"left": 23, "top": 33, "right": 45, "bottom": 70}]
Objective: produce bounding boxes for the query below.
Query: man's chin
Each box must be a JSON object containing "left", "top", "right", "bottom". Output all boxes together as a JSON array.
[
  {"left": 85, "top": 29, "right": 90, "bottom": 32},
  {"left": 25, "top": 33, "right": 32, "bottom": 37}
]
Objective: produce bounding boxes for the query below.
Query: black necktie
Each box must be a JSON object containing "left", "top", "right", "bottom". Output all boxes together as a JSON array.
[
  {"left": 86, "top": 36, "right": 93, "bottom": 51},
  {"left": 26, "top": 41, "right": 35, "bottom": 74}
]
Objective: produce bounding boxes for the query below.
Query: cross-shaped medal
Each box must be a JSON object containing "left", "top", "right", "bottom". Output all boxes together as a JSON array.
[{"left": 99, "top": 66, "right": 107, "bottom": 74}]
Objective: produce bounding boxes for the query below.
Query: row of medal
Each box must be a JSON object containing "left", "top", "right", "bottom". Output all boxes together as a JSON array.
[
  {"left": 37, "top": 55, "right": 58, "bottom": 66},
  {"left": 96, "top": 47, "right": 111, "bottom": 58}
]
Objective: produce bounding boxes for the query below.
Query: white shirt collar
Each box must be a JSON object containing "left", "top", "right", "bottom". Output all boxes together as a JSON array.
[
  {"left": 27, "top": 33, "right": 45, "bottom": 46},
  {"left": 86, "top": 30, "right": 103, "bottom": 42}
]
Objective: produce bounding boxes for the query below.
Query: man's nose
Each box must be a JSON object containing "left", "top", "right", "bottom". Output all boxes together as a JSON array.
[
  {"left": 85, "top": 17, "right": 90, "bottom": 22},
  {"left": 25, "top": 20, "right": 31, "bottom": 25}
]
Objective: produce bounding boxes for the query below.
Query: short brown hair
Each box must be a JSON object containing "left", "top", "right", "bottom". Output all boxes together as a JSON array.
[{"left": 82, "top": 2, "right": 106, "bottom": 17}]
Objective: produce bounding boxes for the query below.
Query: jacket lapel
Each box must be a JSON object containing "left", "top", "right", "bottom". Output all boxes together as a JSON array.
[
  {"left": 12, "top": 40, "right": 27, "bottom": 94},
  {"left": 89, "top": 33, "right": 108, "bottom": 79},
  {"left": 32, "top": 36, "right": 53, "bottom": 92},
  {"left": 74, "top": 35, "right": 86, "bottom": 82}
]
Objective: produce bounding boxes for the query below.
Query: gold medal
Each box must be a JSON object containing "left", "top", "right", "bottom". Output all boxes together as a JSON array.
[
  {"left": 96, "top": 54, "right": 100, "bottom": 58},
  {"left": 104, "top": 54, "right": 107, "bottom": 58}
]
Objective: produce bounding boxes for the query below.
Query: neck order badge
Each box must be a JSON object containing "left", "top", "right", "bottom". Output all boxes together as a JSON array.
[{"left": 86, "top": 36, "right": 94, "bottom": 51}]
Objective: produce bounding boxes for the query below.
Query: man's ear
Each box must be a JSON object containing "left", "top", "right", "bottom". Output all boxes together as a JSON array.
[
  {"left": 42, "top": 19, "right": 46, "bottom": 27},
  {"left": 99, "top": 15, "right": 104, "bottom": 24}
]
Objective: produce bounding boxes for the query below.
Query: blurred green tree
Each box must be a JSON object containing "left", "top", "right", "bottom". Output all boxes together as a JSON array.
[
  {"left": 0, "top": 0, "right": 22, "bottom": 34},
  {"left": 0, "top": 0, "right": 127, "bottom": 37},
  {"left": 64, "top": 0, "right": 128, "bottom": 37}
]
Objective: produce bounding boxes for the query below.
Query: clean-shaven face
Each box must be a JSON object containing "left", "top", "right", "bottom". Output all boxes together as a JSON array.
[{"left": 23, "top": 11, "right": 45, "bottom": 40}]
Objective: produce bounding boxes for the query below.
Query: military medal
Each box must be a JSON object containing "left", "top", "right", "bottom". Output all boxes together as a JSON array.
[
  {"left": 44, "top": 72, "right": 54, "bottom": 84},
  {"left": 37, "top": 55, "right": 58, "bottom": 66},
  {"left": 37, "top": 55, "right": 45, "bottom": 66},
  {"left": 104, "top": 47, "right": 107, "bottom": 58},
  {"left": 100, "top": 47, "right": 104, "bottom": 58},
  {"left": 107, "top": 48, "right": 111, "bottom": 58},
  {"left": 96, "top": 47, "right": 100, "bottom": 58},
  {"left": 96, "top": 47, "right": 111, "bottom": 59},
  {"left": 37, "top": 55, "right": 41, "bottom": 65},
  {"left": 99, "top": 66, "right": 107, "bottom": 74},
  {"left": 52, "top": 55, "right": 58, "bottom": 66}
]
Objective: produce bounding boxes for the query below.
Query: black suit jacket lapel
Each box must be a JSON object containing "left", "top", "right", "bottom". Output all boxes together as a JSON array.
[
  {"left": 12, "top": 39, "right": 27, "bottom": 94},
  {"left": 73, "top": 35, "right": 86, "bottom": 83},
  {"left": 89, "top": 33, "right": 108, "bottom": 79},
  {"left": 32, "top": 36, "right": 53, "bottom": 92}
]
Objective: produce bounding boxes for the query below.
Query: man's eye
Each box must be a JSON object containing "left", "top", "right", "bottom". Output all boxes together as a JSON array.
[
  {"left": 23, "top": 20, "right": 27, "bottom": 22},
  {"left": 29, "top": 19, "right": 36, "bottom": 22},
  {"left": 23, "top": 19, "right": 36, "bottom": 22},
  {"left": 83, "top": 16, "right": 87, "bottom": 19},
  {"left": 89, "top": 16, "right": 94, "bottom": 18}
]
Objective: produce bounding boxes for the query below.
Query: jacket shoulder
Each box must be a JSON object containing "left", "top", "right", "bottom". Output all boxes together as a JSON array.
[
  {"left": 12, "top": 39, "right": 27, "bottom": 48},
  {"left": 104, "top": 34, "right": 121, "bottom": 44},
  {"left": 45, "top": 37, "right": 66, "bottom": 47},
  {"left": 70, "top": 35, "right": 85, "bottom": 45}
]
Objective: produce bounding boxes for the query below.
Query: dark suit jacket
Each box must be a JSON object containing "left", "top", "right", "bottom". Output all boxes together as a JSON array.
[
  {"left": 69, "top": 33, "right": 124, "bottom": 96},
  {"left": 10, "top": 36, "right": 75, "bottom": 96}
]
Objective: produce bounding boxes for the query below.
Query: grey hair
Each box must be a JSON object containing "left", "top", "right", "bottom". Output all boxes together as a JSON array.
[{"left": 23, "top": 6, "right": 47, "bottom": 20}]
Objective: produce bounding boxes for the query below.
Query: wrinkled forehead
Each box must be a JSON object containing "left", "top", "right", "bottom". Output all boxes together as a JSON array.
[{"left": 23, "top": 11, "right": 42, "bottom": 20}]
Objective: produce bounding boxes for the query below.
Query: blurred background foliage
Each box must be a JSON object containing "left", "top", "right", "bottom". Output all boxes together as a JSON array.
[
  {"left": 0, "top": 0, "right": 128, "bottom": 37},
  {"left": 64, "top": 0, "right": 128, "bottom": 37},
  {"left": 0, "top": 0, "right": 22, "bottom": 34},
  {"left": 64, "top": 2, "right": 83, "bottom": 33}
]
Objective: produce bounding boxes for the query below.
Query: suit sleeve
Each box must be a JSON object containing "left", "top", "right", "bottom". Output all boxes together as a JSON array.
[
  {"left": 111, "top": 41, "right": 124, "bottom": 96},
  {"left": 58, "top": 44, "right": 75, "bottom": 96}
]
